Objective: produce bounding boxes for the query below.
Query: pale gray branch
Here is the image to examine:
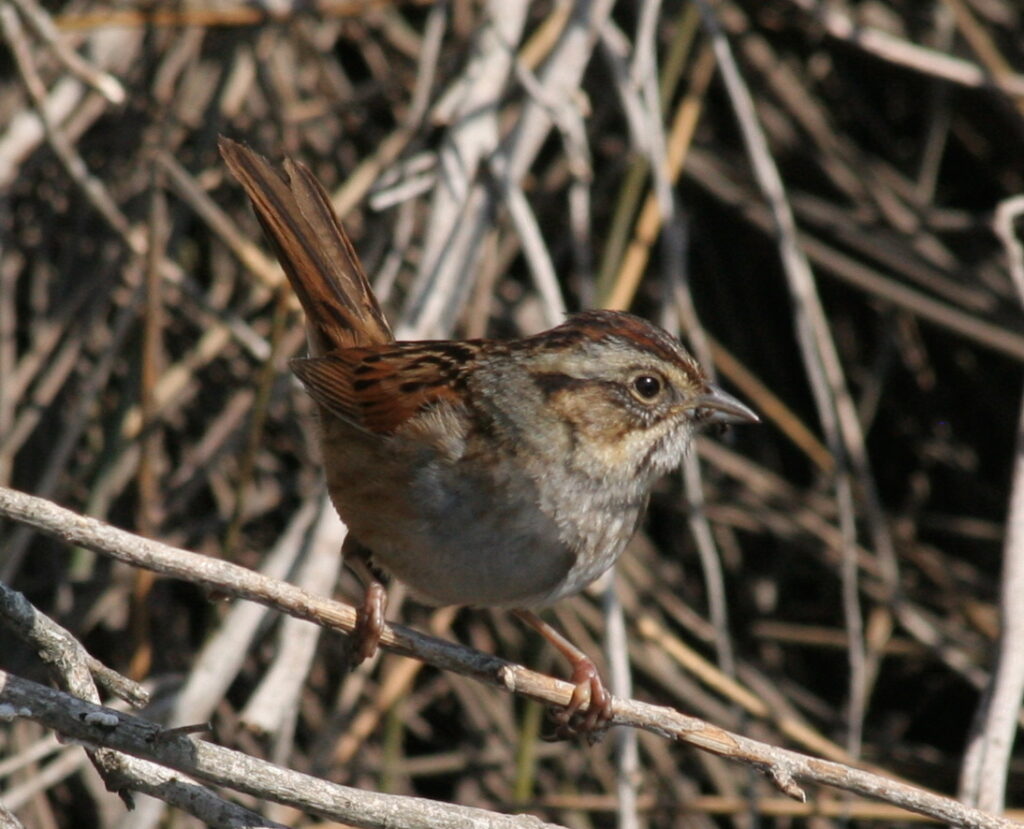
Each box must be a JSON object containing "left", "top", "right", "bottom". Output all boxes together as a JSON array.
[
  {"left": 959, "top": 195, "right": 1024, "bottom": 812},
  {"left": 0, "top": 671, "right": 556, "bottom": 829},
  {"left": 0, "top": 486, "right": 1018, "bottom": 829}
]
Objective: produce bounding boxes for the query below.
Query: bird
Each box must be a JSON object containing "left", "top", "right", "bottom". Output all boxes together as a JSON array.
[{"left": 220, "top": 137, "right": 759, "bottom": 736}]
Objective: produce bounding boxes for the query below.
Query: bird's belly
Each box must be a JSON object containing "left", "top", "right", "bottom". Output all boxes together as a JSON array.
[
  {"left": 358, "top": 508, "right": 576, "bottom": 608},
  {"left": 322, "top": 423, "right": 641, "bottom": 609},
  {"left": 333, "top": 458, "right": 577, "bottom": 608}
]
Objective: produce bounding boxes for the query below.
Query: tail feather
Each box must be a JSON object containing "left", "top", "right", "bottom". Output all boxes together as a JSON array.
[{"left": 219, "top": 137, "right": 392, "bottom": 353}]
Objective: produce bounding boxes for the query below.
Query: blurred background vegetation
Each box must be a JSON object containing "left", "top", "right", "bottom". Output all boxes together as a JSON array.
[{"left": 1, "top": 0, "right": 1023, "bottom": 826}]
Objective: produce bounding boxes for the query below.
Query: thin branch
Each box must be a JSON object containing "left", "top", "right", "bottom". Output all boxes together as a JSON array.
[
  {"left": 0, "top": 576, "right": 288, "bottom": 827},
  {"left": 0, "top": 486, "right": 1018, "bottom": 829},
  {"left": 959, "top": 195, "right": 1024, "bottom": 812},
  {"left": 0, "top": 581, "right": 148, "bottom": 708},
  {"left": 692, "top": 0, "right": 872, "bottom": 760},
  {"left": 0, "top": 3, "right": 141, "bottom": 250},
  {"left": 0, "top": 671, "right": 559, "bottom": 829},
  {"left": 786, "top": 0, "right": 1024, "bottom": 98},
  {"left": 6, "top": 0, "right": 125, "bottom": 104}
]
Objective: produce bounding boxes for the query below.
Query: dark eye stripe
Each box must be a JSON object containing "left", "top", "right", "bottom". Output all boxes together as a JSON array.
[{"left": 532, "top": 372, "right": 587, "bottom": 397}]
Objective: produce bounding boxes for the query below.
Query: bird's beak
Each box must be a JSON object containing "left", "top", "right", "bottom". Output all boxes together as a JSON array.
[{"left": 695, "top": 384, "right": 760, "bottom": 425}]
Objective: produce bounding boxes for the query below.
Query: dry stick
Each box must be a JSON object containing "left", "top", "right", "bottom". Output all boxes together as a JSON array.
[
  {"left": 0, "top": 486, "right": 1020, "bottom": 829},
  {"left": 912, "top": 7, "right": 956, "bottom": 207},
  {"left": 605, "top": 10, "right": 739, "bottom": 758},
  {"left": 5, "top": 0, "right": 124, "bottom": 103},
  {"left": 504, "top": 37, "right": 592, "bottom": 324},
  {"left": 167, "top": 495, "right": 323, "bottom": 729},
  {"left": 504, "top": 0, "right": 615, "bottom": 183},
  {"left": 405, "top": 0, "right": 616, "bottom": 339},
  {"left": 130, "top": 168, "right": 170, "bottom": 681},
  {"left": 693, "top": 1, "right": 860, "bottom": 761},
  {"left": 600, "top": 21, "right": 739, "bottom": 701},
  {"left": 53, "top": 0, "right": 435, "bottom": 32},
  {"left": 695, "top": 1, "right": 912, "bottom": 761},
  {"left": 0, "top": 3, "right": 140, "bottom": 252},
  {"left": 708, "top": 335, "right": 832, "bottom": 473},
  {"left": 588, "top": 32, "right": 652, "bottom": 824},
  {"left": 604, "top": 27, "right": 834, "bottom": 474},
  {"left": 300, "top": 7, "right": 437, "bottom": 223},
  {"left": 220, "top": 291, "right": 290, "bottom": 558},
  {"left": 496, "top": 176, "right": 568, "bottom": 326},
  {"left": 0, "top": 281, "right": 140, "bottom": 581},
  {"left": 935, "top": 0, "right": 1024, "bottom": 114},
  {"left": 1, "top": 749, "right": 88, "bottom": 818},
  {"left": 2, "top": 0, "right": 278, "bottom": 561},
  {"left": 16, "top": 132, "right": 266, "bottom": 402},
  {"left": 0, "top": 798, "right": 24, "bottom": 829},
  {"left": 0, "top": 131, "right": 271, "bottom": 394},
  {"left": 157, "top": 150, "right": 282, "bottom": 291},
  {"left": 121, "top": 495, "right": 331, "bottom": 829},
  {"left": 0, "top": 258, "right": 15, "bottom": 485},
  {"left": 0, "top": 297, "right": 90, "bottom": 463},
  {"left": 601, "top": 41, "right": 712, "bottom": 313},
  {"left": 151, "top": 153, "right": 280, "bottom": 362},
  {"left": 0, "top": 582, "right": 148, "bottom": 709},
  {"left": 602, "top": 573, "right": 639, "bottom": 829},
  {"left": 598, "top": 0, "right": 700, "bottom": 302},
  {"left": 332, "top": 608, "right": 459, "bottom": 767},
  {"left": 683, "top": 147, "right": 1024, "bottom": 363},
  {"left": 702, "top": 436, "right": 1008, "bottom": 706},
  {"left": 636, "top": 613, "right": 858, "bottom": 767},
  {"left": 393, "top": 0, "right": 447, "bottom": 139},
  {"left": 0, "top": 730, "right": 61, "bottom": 783},
  {"left": 399, "top": 0, "right": 530, "bottom": 338},
  {"left": 0, "top": 64, "right": 112, "bottom": 190},
  {"left": 0, "top": 580, "right": 285, "bottom": 828},
  {"left": 86, "top": 333, "right": 304, "bottom": 550},
  {"left": 786, "top": 0, "right": 1024, "bottom": 98},
  {"left": 788, "top": 190, "right": 991, "bottom": 313},
  {"left": 538, "top": 793, "right": 1024, "bottom": 822},
  {"left": 728, "top": 2, "right": 912, "bottom": 723},
  {"left": 996, "top": 196, "right": 1024, "bottom": 301},
  {"left": 562, "top": 98, "right": 594, "bottom": 305},
  {"left": 240, "top": 499, "right": 345, "bottom": 736},
  {"left": 728, "top": 23, "right": 978, "bottom": 308},
  {"left": 0, "top": 671, "right": 558, "bottom": 829},
  {"left": 958, "top": 195, "right": 1024, "bottom": 812}
]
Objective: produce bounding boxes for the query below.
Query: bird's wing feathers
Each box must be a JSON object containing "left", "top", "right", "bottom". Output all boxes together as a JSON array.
[{"left": 291, "top": 342, "right": 476, "bottom": 435}]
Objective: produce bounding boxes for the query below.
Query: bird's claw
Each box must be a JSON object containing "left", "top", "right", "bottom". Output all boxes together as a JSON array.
[
  {"left": 544, "top": 657, "right": 614, "bottom": 743},
  {"left": 350, "top": 580, "right": 387, "bottom": 665}
]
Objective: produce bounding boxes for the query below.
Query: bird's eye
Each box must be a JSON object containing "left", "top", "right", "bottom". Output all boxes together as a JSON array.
[{"left": 631, "top": 374, "right": 662, "bottom": 401}]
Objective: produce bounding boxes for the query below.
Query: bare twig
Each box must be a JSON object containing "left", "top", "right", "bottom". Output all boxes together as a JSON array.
[
  {"left": 0, "top": 576, "right": 287, "bottom": 827},
  {"left": 0, "top": 671, "right": 558, "bottom": 829},
  {"left": 787, "top": 0, "right": 1024, "bottom": 98},
  {"left": 6, "top": 0, "right": 125, "bottom": 104},
  {"left": 692, "top": 0, "right": 874, "bottom": 759},
  {"left": 959, "top": 195, "right": 1024, "bottom": 812},
  {"left": 0, "top": 581, "right": 148, "bottom": 708}
]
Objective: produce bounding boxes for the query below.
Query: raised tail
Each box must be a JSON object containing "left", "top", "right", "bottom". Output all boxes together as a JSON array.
[{"left": 219, "top": 137, "right": 392, "bottom": 354}]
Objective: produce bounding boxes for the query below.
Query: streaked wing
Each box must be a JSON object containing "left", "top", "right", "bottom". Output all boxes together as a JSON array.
[{"left": 291, "top": 341, "right": 479, "bottom": 434}]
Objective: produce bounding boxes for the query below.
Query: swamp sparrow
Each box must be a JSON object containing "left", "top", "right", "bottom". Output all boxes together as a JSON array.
[{"left": 220, "top": 138, "right": 758, "bottom": 736}]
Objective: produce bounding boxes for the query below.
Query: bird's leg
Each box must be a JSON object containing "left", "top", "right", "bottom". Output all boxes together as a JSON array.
[
  {"left": 512, "top": 609, "right": 614, "bottom": 740},
  {"left": 343, "top": 538, "right": 387, "bottom": 665}
]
